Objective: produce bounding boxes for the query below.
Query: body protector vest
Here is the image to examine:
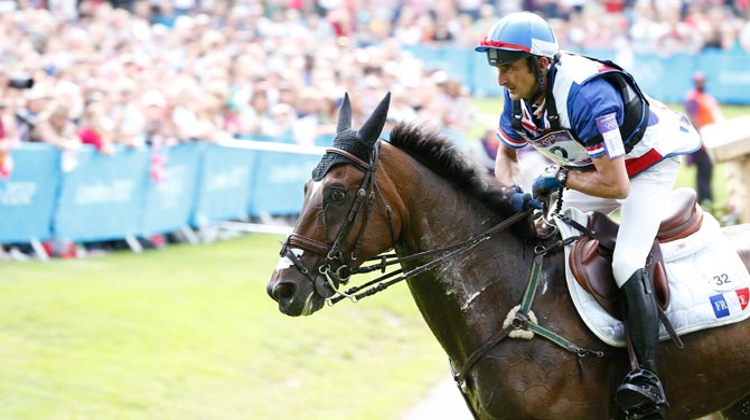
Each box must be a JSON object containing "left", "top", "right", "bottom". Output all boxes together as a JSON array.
[{"left": 510, "top": 53, "right": 650, "bottom": 172}]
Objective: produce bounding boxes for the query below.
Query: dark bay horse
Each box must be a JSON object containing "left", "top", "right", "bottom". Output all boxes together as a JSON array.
[{"left": 266, "top": 92, "right": 750, "bottom": 419}]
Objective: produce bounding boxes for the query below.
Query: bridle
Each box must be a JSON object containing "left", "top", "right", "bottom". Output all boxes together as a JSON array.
[
  {"left": 280, "top": 141, "right": 397, "bottom": 303},
  {"left": 279, "top": 139, "right": 533, "bottom": 306}
]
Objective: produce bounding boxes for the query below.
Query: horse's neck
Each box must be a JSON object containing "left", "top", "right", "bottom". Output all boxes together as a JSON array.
[{"left": 394, "top": 164, "right": 529, "bottom": 357}]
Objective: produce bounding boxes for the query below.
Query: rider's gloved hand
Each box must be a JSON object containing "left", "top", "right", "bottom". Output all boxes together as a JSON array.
[
  {"left": 501, "top": 184, "right": 542, "bottom": 212},
  {"left": 532, "top": 165, "right": 567, "bottom": 199}
]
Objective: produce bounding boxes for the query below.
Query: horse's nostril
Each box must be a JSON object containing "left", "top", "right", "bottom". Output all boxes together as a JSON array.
[{"left": 273, "top": 282, "right": 296, "bottom": 300}]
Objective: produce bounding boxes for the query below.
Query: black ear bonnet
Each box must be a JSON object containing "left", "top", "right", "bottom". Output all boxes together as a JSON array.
[{"left": 311, "top": 92, "right": 390, "bottom": 181}]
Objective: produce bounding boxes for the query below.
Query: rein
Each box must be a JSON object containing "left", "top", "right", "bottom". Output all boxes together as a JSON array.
[{"left": 329, "top": 208, "right": 533, "bottom": 304}]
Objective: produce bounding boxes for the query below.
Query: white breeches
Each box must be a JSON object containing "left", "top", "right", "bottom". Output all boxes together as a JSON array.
[{"left": 561, "top": 156, "right": 681, "bottom": 288}]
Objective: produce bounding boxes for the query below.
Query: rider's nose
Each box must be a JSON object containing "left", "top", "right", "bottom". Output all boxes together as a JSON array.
[{"left": 497, "top": 69, "right": 506, "bottom": 86}]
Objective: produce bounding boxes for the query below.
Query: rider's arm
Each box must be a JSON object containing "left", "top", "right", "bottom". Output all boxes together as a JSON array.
[
  {"left": 565, "top": 154, "right": 629, "bottom": 199},
  {"left": 495, "top": 141, "right": 521, "bottom": 186},
  {"left": 494, "top": 90, "right": 527, "bottom": 187}
]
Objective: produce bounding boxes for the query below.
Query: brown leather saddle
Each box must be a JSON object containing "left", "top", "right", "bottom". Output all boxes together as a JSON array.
[{"left": 568, "top": 188, "right": 704, "bottom": 321}]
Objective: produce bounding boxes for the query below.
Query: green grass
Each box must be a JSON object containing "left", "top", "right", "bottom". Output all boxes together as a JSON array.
[
  {"left": 0, "top": 235, "right": 448, "bottom": 419},
  {"left": 470, "top": 97, "right": 750, "bottom": 212}
]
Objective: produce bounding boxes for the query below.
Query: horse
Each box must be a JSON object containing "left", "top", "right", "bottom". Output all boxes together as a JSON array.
[{"left": 266, "top": 92, "right": 750, "bottom": 419}]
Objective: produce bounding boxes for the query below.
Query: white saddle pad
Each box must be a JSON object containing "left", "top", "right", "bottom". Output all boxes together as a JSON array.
[{"left": 554, "top": 207, "right": 750, "bottom": 348}]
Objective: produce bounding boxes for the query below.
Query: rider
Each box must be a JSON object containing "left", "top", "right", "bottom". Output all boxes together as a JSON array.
[{"left": 475, "top": 11, "right": 701, "bottom": 419}]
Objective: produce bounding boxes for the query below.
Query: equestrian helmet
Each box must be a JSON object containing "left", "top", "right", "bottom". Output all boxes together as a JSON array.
[{"left": 475, "top": 12, "right": 559, "bottom": 67}]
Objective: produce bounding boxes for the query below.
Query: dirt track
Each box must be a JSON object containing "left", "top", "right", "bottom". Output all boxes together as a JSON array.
[{"left": 404, "top": 376, "right": 473, "bottom": 420}]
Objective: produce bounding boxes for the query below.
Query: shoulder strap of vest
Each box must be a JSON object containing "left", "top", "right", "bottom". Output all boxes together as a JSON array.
[
  {"left": 544, "top": 53, "right": 562, "bottom": 130},
  {"left": 511, "top": 99, "right": 523, "bottom": 133}
]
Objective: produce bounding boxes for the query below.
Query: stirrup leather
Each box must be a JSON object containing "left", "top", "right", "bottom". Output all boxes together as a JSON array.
[{"left": 616, "top": 369, "right": 668, "bottom": 419}]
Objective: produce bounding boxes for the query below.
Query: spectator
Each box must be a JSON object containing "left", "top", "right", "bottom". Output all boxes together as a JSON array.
[
  {"left": 683, "top": 71, "right": 724, "bottom": 206},
  {"left": 16, "top": 87, "right": 51, "bottom": 142},
  {"left": 168, "top": 80, "right": 219, "bottom": 142},
  {"left": 0, "top": 100, "right": 19, "bottom": 180},
  {"left": 152, "top": 0, "right": 180, "bottom": 28},
  {"left": 109, "top": 77, "right": 146, "bottom": 147},
  {"left": 34, "top": 101, "right": 82, "bottom": 172},
  {"left": 292, "top": 87, "right": 336, "bottom": 147},
  {"left": 0, "top": 77, "right": 24, "bottom": 179},
  {"left": 192, "top": 80, "right": 233, "bottom": 143},
  {"left": 141, "top": 89, "right": 178, "bottom": 146},
  {"left": 267, "top": 103, "right": 297, "bottom": 142},
  {"left": 77, "top": 100, "right": 115, "bottom": 155},
  {"left": 236, "top": 85, "right": 279, "bottom": 141}
]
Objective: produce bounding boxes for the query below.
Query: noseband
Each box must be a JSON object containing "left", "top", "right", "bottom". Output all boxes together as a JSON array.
[{"left": 280, "top": 141, "right": 397, "bottom": 303}]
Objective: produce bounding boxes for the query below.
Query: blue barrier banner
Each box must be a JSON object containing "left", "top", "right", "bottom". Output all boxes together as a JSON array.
[
  {"left": 470, "top": 56, "right": 504, "bottom": 97},
  {"left": 191, "top": 143, "right": 256, "bottom": 227},
  {"left": 140, "top": 143, "right": 202, "bottom": 235},
  {"left": 54, "top": 146, "right": 150, "bottom": 242},
  {"left": 698, "top": 50, "right": 750, "bottom": 105},
  {"left": 626, "top": 53, "right": 696, "bottom": 104},
  {"left": 0, "top": 143, "right": 60, "bottom": 243},
  {"left": 245, "top": 142, "right": 323, "bottom": 217}
]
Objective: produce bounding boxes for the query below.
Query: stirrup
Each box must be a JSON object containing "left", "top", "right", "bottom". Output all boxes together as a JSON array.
[{"left": 616, "top": 369, "right": 668, "bottom": 419}]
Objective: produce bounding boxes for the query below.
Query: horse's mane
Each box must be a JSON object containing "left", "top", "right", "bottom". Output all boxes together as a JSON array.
[{"left": 387, "top": 122, "right": 516, "bottom": 217}]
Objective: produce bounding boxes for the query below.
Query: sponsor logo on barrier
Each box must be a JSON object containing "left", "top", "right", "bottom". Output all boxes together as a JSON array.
[
  {"left": 157, "top": 165, "right": 187, "bottom": 209},
  {"left": 205, "top": 166, "right": 249, "bottom": 191},
  {"left": 268, "top": 165, "right": 311, "bottom": 183},
  {"left": 74, "top": 180, "right": 136, "bottom": 204},
  {"left": 0, "top": 182, "right": 37, "bottom": 206},
  {"left": 718, "top": 71, "right": 750, "bottom": 85}
]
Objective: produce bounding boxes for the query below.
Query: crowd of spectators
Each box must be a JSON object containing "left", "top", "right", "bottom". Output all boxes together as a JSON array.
[{"left": 1, "top": 0, "right": 748, "bottom": 259}]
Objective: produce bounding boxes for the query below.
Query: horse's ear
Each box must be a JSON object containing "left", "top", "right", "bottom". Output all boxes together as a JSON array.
[
  {"left": 336, "top": 92, "right": 352, "bottom": 134},
  {"left": 358, "top": 91, "right": 390, "bottom": 147}
]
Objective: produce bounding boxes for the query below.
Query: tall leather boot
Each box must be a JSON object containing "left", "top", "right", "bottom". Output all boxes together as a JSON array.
[{"left": 615, "top": 268, "right": 668, "bottom": 419}]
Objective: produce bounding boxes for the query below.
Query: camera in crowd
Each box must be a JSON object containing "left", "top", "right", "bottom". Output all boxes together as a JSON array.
[{"left": 8, "top": 75, "right": 34, "bottom": 89}]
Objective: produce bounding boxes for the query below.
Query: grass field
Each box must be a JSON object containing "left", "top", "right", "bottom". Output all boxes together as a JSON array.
[{"left": 0, "top": 234, "right": 449, "bottom": 419}]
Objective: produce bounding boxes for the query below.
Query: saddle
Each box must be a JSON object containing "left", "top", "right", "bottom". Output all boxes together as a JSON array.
[{"left": 568, "top": 188, "right": 704, "bottom": 321}]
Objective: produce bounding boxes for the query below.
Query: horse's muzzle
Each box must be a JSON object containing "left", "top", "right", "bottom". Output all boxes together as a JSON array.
[{"left": 267, "top": 273, "right": 324, "bottom": 316}]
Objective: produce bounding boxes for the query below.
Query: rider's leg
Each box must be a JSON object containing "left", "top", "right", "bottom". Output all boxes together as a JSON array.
[
  {"left": 612, "top": 157, "right": 680, "bottom": 417},
  {"left": 616, "top": 268, "right": 667, "bottom": 415}
]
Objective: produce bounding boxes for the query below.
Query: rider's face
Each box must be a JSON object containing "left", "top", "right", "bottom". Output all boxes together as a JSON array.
[{"left": 495, "top": 58, "right": 541, "bottom": 101}]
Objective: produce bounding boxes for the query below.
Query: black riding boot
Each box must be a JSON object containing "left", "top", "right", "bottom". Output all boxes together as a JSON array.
[{"left": 615, "top": 268, "right": 668, "bottom": 419}]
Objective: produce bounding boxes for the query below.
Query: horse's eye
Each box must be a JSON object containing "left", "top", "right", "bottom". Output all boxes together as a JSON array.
[{"left": 331, "top": 190, "right": 346, "bottom": 202}]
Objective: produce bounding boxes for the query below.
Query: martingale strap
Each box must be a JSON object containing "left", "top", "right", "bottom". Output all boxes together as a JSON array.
[{"left": 452, "top": 254, "right": 605, "bottom": 389}]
